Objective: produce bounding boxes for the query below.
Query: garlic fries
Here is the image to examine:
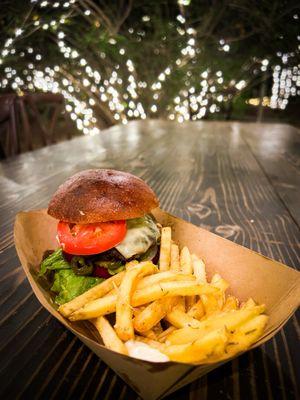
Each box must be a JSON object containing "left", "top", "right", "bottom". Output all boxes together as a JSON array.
[{"left": 59, "top": 225, "right": 268, "bottom": 364}]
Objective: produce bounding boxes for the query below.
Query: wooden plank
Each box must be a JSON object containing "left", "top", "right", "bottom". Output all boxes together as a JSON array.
[
  {"left": 0, "top": 121, "right": 299, "bottom": 400},
  {"left": 240, "top": 123, "right": 300, "bottom": 226}
]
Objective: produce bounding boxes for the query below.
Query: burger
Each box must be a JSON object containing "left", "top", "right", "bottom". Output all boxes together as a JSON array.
[{"left": 39, "top": 169, "right": 160, "bottom": 305}]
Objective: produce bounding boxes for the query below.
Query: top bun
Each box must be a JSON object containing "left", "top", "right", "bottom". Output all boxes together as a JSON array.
[{"left": 48, "top": 169, "right": 159, "bottom": 223}]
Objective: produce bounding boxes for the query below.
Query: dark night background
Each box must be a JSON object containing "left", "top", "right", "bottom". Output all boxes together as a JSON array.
[{"left": 0, "top": 0, "right": 299, "bottom": 141}]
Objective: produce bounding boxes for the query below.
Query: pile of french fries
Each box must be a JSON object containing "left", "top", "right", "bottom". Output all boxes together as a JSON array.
[{"left": 58, "top": 227, "right": 268, "bottom": 364}]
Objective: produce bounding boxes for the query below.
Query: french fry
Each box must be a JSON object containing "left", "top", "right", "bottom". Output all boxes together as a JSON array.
[
  {"left": 180, "top": 247, "right": 194, "bottom": 309},
  {"left": 92, "top": 316, "right": 128, "bottom": 355},
  {"left": 56, "top": 220, "right": 269, "bottom": 364},
  {"left": 166, "top": 305, "right": 266, "bottom": 345},
  {"left": 140, "top": 329, "right": 157, "bottom": 340},
  {"left": 141, "top": 271, "right": 192, "bottom": 326},
  {"left": 72, "top": 293, "right": 117, "bottom": 319},
  {"left": 157, "top": 326, "right": 177, "bottom": 342},
  {"left": 58, "top": 271, "right": 125, "bottom": 317},
  {"left": 180, "top": 246, "right": 192, "bottom": 274},
  {"left": 165, "top": 309, "right": 202, "bottom": 329},
  {"left": 126, "top": 260, "right": 140, "bottom": 270},
  {"left": 163, "top": 328, "right": 228, "bottom": 363},
  {"left": 159, "top": 227, "right": 172, "bottom": 271},
  {"left": 137, "top": 271, "right": 195, "bottom": 290},
  {"left": 201, "top": 293, "right": 222, "bottom": 316},
  {"left": 70, "top": 281, "right": 218, "bottom": 321},
  {"left": 132, "top": 281, "right": 218, "bottom": 307},
  {"left": 115, "top": 262, "right": 157, "bottom": 341},
  {"left": 134, "top": 297, "right": 177, "bottom": 333},
  {"left": 132, "top": 306, "right": 145, "bottom": 317},
  {"left": 174, "top": 297, "right": 186, "bottom": 312},
  {"left": 170, "top": 244, "right": 180, "bottom": 271},
  {"left": 229, "top": 314, "right": 268, "bottom": 343},
  {"left": 203, "top": 274, "right": 228, "bottom": 312},
  {"left": 223, "top": 296, "right": 239, "bottom": 311},
  {"left": 135, "top": 336, "right": 167, "bottom": 352},
  {"left": 241, "top": 298, "right": 256, "bottom": 309},
  {"left": 208, "top": 315, "right": 269, "bottom": 362},
  {"left": 187, "top": 299, "right": 205, "bottom": 319},
  {"left": 191, "top": 254, "right": 206, "bottom": 283},
  {"left": 105, "top": 288, "right": 118, "bottom": 296},
  {"left": 210, "top": 274, "right": 229, "bottom": 292},
  {"left": 153, "top": 322, "right": 163, "bottom": 335},
  {"left": 186, "top": 296, "right": 196, "bottom": 310}
]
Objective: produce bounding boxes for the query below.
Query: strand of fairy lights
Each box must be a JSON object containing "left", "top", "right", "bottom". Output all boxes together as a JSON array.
[
  {"left": 0, "top": 1, "right": 299, "bottom": 133},
  {"left": 270, "top": 42, "right": 300, "bottom": 109}
]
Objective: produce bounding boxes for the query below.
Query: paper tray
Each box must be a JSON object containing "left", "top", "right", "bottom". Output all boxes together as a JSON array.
[{"left": 14, "top": 209, "right": 300, "bottom": 400}]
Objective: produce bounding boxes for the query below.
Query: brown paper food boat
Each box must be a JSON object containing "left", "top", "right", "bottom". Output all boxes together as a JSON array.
[{"left": 14, "top": 209, "right": 300, "bottom": 400}]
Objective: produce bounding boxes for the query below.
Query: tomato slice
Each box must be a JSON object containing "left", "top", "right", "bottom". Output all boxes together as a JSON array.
[{"left": 57, "top": 220, "right": 127, "bottom": 256}]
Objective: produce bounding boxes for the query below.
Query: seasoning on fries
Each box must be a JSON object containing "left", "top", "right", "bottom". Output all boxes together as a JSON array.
[
  {"left": 40, "top": 169, "right": 268, "bottom": 364},
  {"left": 51, "top": 226, "right": 269, "bottom": 364}
]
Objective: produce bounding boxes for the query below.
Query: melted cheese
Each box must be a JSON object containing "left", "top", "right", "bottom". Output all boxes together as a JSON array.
[{"left": 116, "top": 215, "right": 160, "bottom": 259}]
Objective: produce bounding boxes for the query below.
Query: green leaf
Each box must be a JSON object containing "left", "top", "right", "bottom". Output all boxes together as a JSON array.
[
  {"left": 51, "top": 269, "right": 103, "bottom": 305},
  {"left": 39, "top": 248, "right": 70, "bottom": 276}
]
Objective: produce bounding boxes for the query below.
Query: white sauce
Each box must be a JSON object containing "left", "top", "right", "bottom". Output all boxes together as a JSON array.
[{"left": 125, "top": 340, "right": 169, "bottom": 362}]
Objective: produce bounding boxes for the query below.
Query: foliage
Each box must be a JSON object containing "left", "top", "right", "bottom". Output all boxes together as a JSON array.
[{"left": 0, "top": 0, "right": 299, "bottom": 132}]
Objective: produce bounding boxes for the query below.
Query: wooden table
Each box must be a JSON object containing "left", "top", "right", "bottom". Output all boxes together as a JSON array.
[{"left": 0, "top": 121, "right": 299, "bottom": 400}]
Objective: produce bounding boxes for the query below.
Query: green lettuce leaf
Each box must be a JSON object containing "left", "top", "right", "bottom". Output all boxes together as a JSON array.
[
  {"left": 51, "top": 269, "right": 103, "bottom": 305},
  {"left": 39, "top": 248, "right": 70, "bottom": 276}
]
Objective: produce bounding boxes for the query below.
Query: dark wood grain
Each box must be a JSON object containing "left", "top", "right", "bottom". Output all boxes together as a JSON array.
[
  {"left": 0, "top": 120, "right": 299, "bottom": 400},
  {"left": 240, "top": 123, "right": 300, "bottom": 226}
]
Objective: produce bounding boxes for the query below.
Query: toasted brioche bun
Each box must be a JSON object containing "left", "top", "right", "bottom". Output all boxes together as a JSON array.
[{"left": 47, "top": 169, "right": 159, "bottom": 223}]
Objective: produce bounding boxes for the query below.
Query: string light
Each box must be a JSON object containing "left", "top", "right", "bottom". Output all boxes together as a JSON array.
[
  {"left": 270, "top": 65, "right": 299, "bottom": 109},
  {"left": 0, "top": 2, "right": 298, "bottom": 133}
]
